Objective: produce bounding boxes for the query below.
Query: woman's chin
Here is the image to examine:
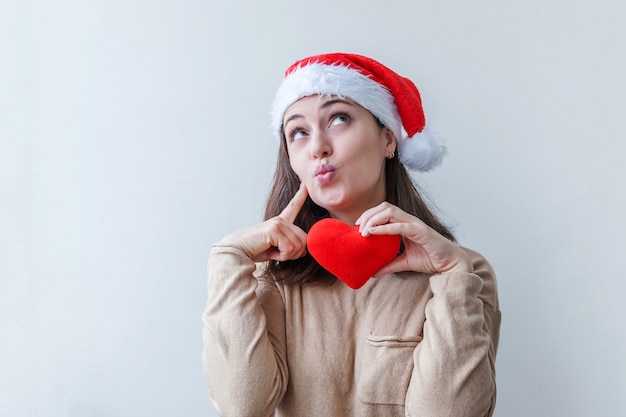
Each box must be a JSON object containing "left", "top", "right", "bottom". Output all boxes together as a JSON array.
[
  {"left": 310, "top": 195, "right": 353, "bottom": 220},
  {"left": 309, "top": 190, "right": 345, "bottom": 210}
]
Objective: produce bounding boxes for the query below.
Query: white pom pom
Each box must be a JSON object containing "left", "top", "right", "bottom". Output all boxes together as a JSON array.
[{"left": 397, "top": 126, "right": 446, "bottom": 172}]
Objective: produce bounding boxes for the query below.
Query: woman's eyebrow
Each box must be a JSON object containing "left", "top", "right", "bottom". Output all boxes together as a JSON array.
[{"left": 283, "top": 114, "right": 302, "bottom": 130}]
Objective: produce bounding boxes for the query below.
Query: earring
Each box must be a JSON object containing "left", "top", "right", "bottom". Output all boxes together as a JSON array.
[{"left": 388, "top": 150, "right": 395, "bottom": 159}]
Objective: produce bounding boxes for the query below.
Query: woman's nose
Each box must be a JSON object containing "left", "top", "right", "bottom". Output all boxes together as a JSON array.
[{"left": 310, "top": 129, "right": 332, "bottom": 158}]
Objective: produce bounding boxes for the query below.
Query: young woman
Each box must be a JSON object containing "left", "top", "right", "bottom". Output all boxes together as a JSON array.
[{"left": 202, "top": 53, "right": 501, "bottom": 417}]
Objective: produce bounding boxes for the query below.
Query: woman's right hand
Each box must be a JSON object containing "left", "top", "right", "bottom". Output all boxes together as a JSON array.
[{"left": 219, "top": 183, "right": 309, "bottom": 262}]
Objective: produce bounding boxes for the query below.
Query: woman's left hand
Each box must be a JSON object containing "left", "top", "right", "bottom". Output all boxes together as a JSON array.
[{"left": 355, "top": 202, "right": 473, "bottom": 277}]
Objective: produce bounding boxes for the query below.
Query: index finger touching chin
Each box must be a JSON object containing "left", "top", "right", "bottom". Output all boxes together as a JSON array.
[{"left": 279, "top": 183, "right": 309, "bottom": 224}]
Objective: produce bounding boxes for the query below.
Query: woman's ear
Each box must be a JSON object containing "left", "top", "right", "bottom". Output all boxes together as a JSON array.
[{"left": 383, "top": 127, "right": 396, "bottom": 155}]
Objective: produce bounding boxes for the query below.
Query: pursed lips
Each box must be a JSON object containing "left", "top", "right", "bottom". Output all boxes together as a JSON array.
[{"left": 314, "top": 164, "right": 336, "bottom": 185}]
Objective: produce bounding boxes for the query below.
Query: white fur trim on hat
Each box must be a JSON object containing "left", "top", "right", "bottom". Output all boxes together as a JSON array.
[{"left": 271, "top": 63, "right": 403, "bottom": 142}]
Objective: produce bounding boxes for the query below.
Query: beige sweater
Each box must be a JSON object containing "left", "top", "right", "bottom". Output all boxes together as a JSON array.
[{"left": 202, "top": 244, "right": 501, "bottom": 417}]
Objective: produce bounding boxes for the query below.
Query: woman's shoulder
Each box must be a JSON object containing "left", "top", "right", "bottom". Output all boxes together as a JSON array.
[
  {"left": 461, "top": 247, "right": 494, "bottom": 274},
  {"left": 460, "top": 246, "right": 499, "bottom": 309}
]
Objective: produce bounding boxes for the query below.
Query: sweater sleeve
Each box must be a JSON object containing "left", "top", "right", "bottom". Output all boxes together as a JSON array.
[
  {"left": 202, "top": 245, "right": 288, "bottom": 417},
  {"left": 405, "top": 249, "right": 502, "bottom": 417}
]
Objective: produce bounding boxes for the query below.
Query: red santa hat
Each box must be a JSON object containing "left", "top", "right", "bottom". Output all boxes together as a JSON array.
[{"left": 271, "top": 52, "right": 446, "bottom": 172}]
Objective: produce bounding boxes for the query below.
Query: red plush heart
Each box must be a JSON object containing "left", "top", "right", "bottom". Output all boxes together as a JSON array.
[{"left": 307, "top": 218, "right": 401, "bottom": 289}]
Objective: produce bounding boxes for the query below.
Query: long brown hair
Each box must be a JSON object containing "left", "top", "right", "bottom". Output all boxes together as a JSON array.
[{"left": 262, "top": 124, "right": 456, "bottom": 285}]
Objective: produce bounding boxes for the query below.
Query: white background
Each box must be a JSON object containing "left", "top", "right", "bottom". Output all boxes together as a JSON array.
[{"left": 2, "top": 1, "right": 625, "bottom": 416}]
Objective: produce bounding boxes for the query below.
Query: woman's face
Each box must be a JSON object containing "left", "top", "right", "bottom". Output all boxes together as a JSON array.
[{"left": 283, "top": 95, "right": 396, "bottom": 224}]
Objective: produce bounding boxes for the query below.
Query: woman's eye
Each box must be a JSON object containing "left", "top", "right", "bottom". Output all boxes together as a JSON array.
[
  {"left": 330, "top": 114, "right": 350, "bottom": 126},
  {"left": 288, "top": 129, "right": 307, "bottom": 141}
]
